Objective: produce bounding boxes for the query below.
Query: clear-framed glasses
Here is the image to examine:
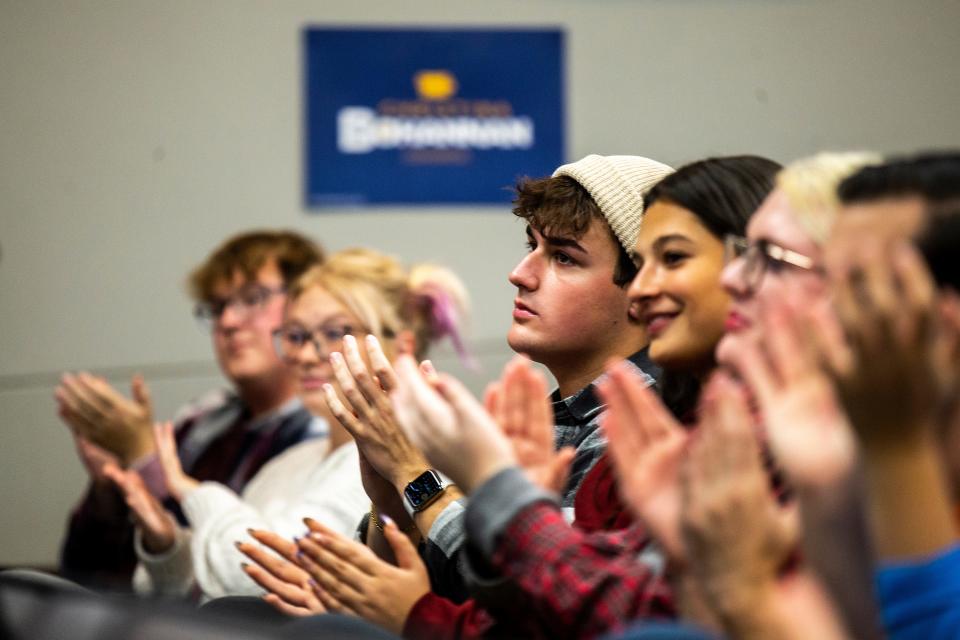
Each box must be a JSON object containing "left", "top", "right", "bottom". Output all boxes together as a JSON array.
[
  {"left": 723, "top": 234, "right": 819, "bottom": 294},
  {"left": 272, "top": 324, "right": 359, "bottom": 359},
  {"left": 193, "top": 285, "right": 286, "bottom": 331}
]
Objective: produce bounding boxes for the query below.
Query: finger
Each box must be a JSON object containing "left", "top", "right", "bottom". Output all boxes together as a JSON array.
[
  {"left": 60, "top": 374, "right": 104, "bottom": 424},
  {"left": 381, "top": 514, "right": 422, "bottom": 571},
  {"left": 861, "top": 241, "right": 900, "bottom": 328},
  {"left": 131, "top": 374, "right": 154, "bottom": 414},
  {"left": 242, "top": 562, "right": 311, "bottom": 606},
  {"left": 610, "top": 362, "right": 676, "bottom": 441},
  {"left": 297, "top": 535, "right": 370, "bottom": 593},
  {"left": 365, "top": 335, "right": 398, "bottom": 392},
  {"left": 295, "top": 539, "right": 366, "bottom": 605},
  {"left": 522, "top": 363, "right": 551, "bottom": 445},
  {"left": 310, "top": 580, "right": 357, "bottom": 616},
  {"left": 597, "top": 372, "right": 648, "bottom": 468},
  {"left": 300, "top": 525, "right": 379, "bottom": 576},
  {"left": 482, "top": 382, "right": 501, "bottom": 422},
  {"left": 262, "top": 593, "right": 314, "bottom": 618},
  {"left": 503, "top": 356, "right": 527, "bottom": 436},
  {"left": 757, "top": 296, "right": 808, "bottom": 386},
  {"left": 722, "top": 336, "right": 778, "bottom": 407},
  {"left": 238, "top": 540, "right": 308, "bottom": 584},
  {"left": 711, "top": 373, "right": 762, "bottom": 478},
  {"left": 419, "top": 360, "right": 438, "bottom": 383},
  {"left": 434, "top": 373, "right": 497, "bottom": 434},
  {"left": 546, "top": 446, "right": 576, "bottom": 495},
  {"left": 322, "top": 383, "right": 365, "bottom": 437},
  {"left": 807, "top": 299, "right": 855, "bottom": 379},
  {"left": 83, "top": 374, "right": 127, "bottom": 410},
  {"left": 893, "top": 242, "right": 936, "bottom": 347},
  {"left": 249, "top": 528, "right": 299, "bottom": 563},
  {"left": 330, "top": 351, "right": 375, "bottom": 421},
  {"left": 343, "top": 334, "right": 384, "bottom": 407}
]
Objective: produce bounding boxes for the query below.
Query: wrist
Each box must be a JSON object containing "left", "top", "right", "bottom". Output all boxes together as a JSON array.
[{"left": 460, "top": 455, "right": 514, "bottom": 495}]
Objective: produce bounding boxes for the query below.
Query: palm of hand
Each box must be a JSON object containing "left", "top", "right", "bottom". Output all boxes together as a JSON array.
[
  {"left": 620, "top": 429, "right": 689, "bottom": 561},
  {"left": 762, "top": 375, "right": 856, "bottom": 488}
]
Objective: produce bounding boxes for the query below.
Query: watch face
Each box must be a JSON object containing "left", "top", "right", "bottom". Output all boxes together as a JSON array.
[{"left": 405, "top": 471, "right": 443, "bottom": 509}]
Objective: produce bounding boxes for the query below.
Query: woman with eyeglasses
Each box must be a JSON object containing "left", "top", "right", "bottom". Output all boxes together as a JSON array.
[{"left": 105, "top": 248, "right": 469, "bottom": 602}]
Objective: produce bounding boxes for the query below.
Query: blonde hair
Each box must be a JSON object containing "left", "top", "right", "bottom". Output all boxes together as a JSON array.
[
  {"left": 776, "top": 152, "right": 882, "bottom": 245},
  {"left": 287, "top": 248, "right": 470, "bottom": 361}
]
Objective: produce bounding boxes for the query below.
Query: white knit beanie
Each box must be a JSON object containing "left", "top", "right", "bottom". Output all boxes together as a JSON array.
[{"left": 553, "top": 155, "right": 674, "bottom": 253}]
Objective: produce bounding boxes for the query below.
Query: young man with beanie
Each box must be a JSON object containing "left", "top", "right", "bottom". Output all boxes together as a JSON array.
[
  {"left": 394, "top": 155, "right": 674, "bottom": 637},
  {"left": 57, "top": 230, "right": 326, "bottom": 592}
]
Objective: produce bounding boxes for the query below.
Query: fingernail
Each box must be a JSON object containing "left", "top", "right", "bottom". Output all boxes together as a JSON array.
[
  {"left": 241, "top": 562, "right": 250, "bottom": 569},
  {"left": 246, "top": 528, "right": 256, "bottom": 536},
  {"left": 381, "top": 514, "right": 395, "bottom": 528},
  {"left": 234, "top": 541, "right": 243, "bottom": 549},
  {"left": 308, "top": 578, "right": 319, "bottom": 588},
  {"left": 330, "top": 352, "right": 343, "bottom": 364},
  {"left": 322, "top": 383, "right": 335, "bottom": 394},
  {"left": 310, "top": 532, "right": 324, "bottom": 543},
  {"left": 344, "top": 334, "right": 356, "bottom": 346},
  {"left": 366, "top": 334, "right": 379, "bottom": 346}
]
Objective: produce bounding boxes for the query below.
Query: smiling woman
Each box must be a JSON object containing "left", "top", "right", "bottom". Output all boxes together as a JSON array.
[{"left": 629, "top": 156, "right": 781, "bottom": 414}]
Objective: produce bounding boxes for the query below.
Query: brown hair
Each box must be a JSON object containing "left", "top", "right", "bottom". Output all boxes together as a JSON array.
[
  {"left": 513, "top": 175, "right": 637, "bottom": 286},
  {"left": 287, "top": 248, "right": 470, "bottom": 362},
  {"left": 189, "top": 230, "right": 324, "bottom": 302}
]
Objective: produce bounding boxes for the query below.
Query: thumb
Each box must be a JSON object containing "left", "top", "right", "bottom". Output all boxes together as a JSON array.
[
  {"left": 547, "top": 447, "right": 576, "bottom": 494},
  {"left": 101, "top": 462, "right": 128, "bottom": 492},
  {"left": 132, "top": 374, "right": 153, "bottom": 415},
  {"left": 381, "top": 515, "right": 420, "bottom": 571}
]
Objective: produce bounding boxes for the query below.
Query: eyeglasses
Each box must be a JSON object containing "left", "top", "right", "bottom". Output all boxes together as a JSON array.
[
  {"left": 272, "top": 324, "right": 359, "bottom": 359},
  {"left": 723, "top": 234, "right": 820, "bottom": 294},
  {"left": 194, "top": 285, "right": 286, "bottom": 330}
]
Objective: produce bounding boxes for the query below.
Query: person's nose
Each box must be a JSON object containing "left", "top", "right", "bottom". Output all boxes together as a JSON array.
[{"left": 508, "top": 252, "right": 540, "bottom": 292}]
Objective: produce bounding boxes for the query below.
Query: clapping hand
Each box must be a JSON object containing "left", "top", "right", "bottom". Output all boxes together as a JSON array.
[
  {"left": 599, "top": 360, "right": 690, "bottom": 563},
  {"left": 485, "top": 356, "right": 574, "bottom": 494},
  {"left": 153, "top": 421, "right": 199, "bottom": 502},
  {"left": 56, "top": 373, "right": 155, "bottom": 464},
  {"left": 391, "top": 355, "right": 515, "bottom": 494}
]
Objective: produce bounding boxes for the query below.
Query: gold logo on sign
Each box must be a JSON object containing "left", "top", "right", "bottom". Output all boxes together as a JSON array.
[{"left": 414, "top": 70, "right": 458, "bottom": 101}]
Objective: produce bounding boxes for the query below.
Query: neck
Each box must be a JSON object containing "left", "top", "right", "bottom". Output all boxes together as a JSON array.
[
  {"left": 548, "top": 343, "right": 644, "bottom": 399},
  {"left": 236, "top": 374, "right": 298, "bottom": 418}
]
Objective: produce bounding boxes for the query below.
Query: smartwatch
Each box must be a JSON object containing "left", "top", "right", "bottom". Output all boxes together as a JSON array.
[{"left": 403, "top": 469, "right": 446, "bottom": 516}]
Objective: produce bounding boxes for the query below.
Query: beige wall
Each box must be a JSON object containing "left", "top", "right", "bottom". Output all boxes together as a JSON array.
[{"left": 1, "top": 0, "right": 958, "bottom": 566}]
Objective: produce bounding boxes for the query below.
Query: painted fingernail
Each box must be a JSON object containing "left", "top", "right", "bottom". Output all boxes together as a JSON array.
[
  {"left": 366, "top": 334, "right": 379, "bottom": 346},
  {"left": 330, "top": 352, "right": 343, "bottom": 364},
  {"left": 246, "top": 528, "right": 256, "bottom": 536},
  {"left": 344, "top": 334, "right": 357, "bottom": 346},
  {"left": 234, "top": 540, "right": 244, "bottom": 549},
  {"left": 241, "top": 562, "right": 250, "bottom": 569},
  {"left": 310, "top": 532, "right": 324, "bottom": 543},
  {"left": 381, "top": 514, "right": 395, "bottom": 528},
  {"left": 322, "top": 383, "right": 335, "bottom": 395}
]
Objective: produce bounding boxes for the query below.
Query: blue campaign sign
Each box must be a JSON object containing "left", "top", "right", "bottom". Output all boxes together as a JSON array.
[{"left": 303, "top": 27, "right": 565, "bottom": 207}]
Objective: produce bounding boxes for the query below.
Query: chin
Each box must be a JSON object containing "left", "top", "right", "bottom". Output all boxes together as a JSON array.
[{"left": 714, "top": 333, "right": 741, "bottom": 368}]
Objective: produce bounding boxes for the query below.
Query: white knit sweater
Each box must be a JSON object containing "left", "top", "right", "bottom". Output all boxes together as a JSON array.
[{"left": 133, "top": 438, "right": 368, "bottom": 600}]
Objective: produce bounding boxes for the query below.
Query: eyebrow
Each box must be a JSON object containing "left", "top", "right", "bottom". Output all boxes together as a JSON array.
[
  {"left": 286, "top": 313, "right": 354, "bottom": 328},
  {"left": 527, "top": 226, "right": 588, "bottom": 253},
  {"left": 651, "top": 234, "right": 695, "bottom": 251}
]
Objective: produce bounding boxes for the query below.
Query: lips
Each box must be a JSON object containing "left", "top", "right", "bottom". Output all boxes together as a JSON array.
[
  {"left": 724, "top": 310, "right": 751, "bottom": 332},
  {"left": 643, "top": 312, "right": 678, "bottom": 338},
  {"left": 513, "top": 299, "right": 537, "bottom": 320},
  {"left": 299, "top": 375, "right": 328, "bottom": 391}
]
